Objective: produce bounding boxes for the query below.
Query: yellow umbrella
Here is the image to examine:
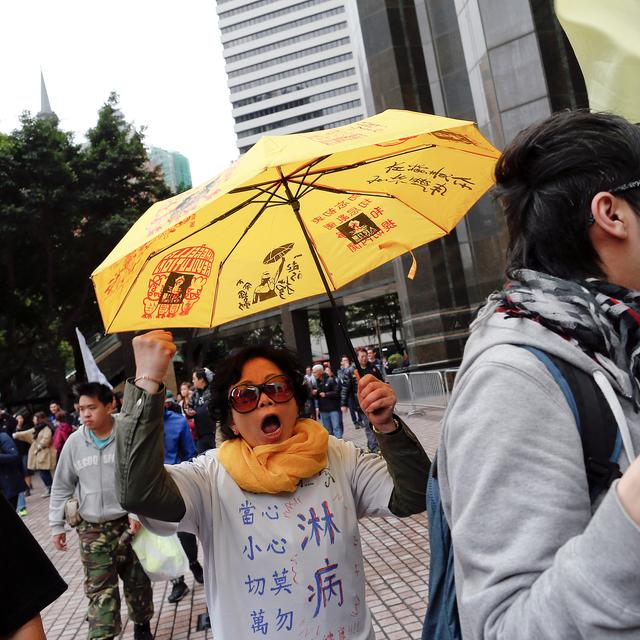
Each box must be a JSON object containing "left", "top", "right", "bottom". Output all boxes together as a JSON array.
[{"left": 92, "top": 109, "right": 500, "bottom": 339}]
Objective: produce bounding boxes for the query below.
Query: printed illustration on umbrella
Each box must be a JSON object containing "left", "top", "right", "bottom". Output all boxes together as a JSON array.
[{"left": 236, "top": 243, "right": 303, "bottom": 310}]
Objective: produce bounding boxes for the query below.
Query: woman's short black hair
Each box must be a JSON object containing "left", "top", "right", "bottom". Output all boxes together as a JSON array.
[
  {"left": 210, "top": 345, "right": 308, "bottom": 441},
  {"left": 494, "top": 110, "right": 640, "bottom": 280}
]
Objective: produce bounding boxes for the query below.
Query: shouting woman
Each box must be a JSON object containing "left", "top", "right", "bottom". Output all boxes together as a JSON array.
[{"left": 115, "top": 330, "right": 430, "bottom": 640}]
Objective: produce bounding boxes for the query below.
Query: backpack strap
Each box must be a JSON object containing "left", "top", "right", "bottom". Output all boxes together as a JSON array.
[{"left": 521, "top": 346, "right": 622, "bottom": 501}]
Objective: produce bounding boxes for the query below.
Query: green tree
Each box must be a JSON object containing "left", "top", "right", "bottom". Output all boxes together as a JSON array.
[{"left": 0, "top": 94, "right": 170, "bottom": 405}]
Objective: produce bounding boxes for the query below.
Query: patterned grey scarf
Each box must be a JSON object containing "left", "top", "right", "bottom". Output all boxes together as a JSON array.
[{"left": 474, "top": 269, "right": 640, "bottom": 408}]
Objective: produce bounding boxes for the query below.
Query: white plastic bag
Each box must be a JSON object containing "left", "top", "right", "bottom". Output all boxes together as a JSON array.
[{"left": 131, "top": 528, "right": 189, "bottom": 581}]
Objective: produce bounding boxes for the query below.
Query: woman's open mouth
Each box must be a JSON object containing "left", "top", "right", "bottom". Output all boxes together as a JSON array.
[{"left": 261, "top": 414, "right": 282, "bottom": 440}]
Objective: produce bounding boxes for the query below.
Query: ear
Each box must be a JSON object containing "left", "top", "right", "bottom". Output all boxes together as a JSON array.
[{"left": 590, "top": 192, "right": 629, "bottom": 240}]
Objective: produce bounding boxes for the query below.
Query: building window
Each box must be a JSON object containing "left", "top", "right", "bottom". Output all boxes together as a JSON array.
[
  {"left": 228, "top": 38, "right": 350, "bottom": 79},
  {"left": 223, "top": 7, "right": 346, "bottom": 49},
  {"left": 219, "top": 0, "right": 281, "bottom": 20},
  {"left": 225, "top": 22, "right": 347, "bottom": 64},
  {"left": 232, "top": 68, "right": 356, "bottom": 108},
  {"left": 237, "top": 100, "right": 362, "bottom": 138},
  {"left": 221, "top": 0, "right": 329, "bottom": 34},
  {"left": 230, "top": 52, "right": 354, "bottom": 93},
  {"left": 235, "top": 84, "right": 358, "bottom": 122}
]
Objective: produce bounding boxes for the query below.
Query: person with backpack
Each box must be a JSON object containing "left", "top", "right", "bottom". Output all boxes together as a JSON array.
[{"left": 425, "top": 111, "right": 640, "bottom": 639}]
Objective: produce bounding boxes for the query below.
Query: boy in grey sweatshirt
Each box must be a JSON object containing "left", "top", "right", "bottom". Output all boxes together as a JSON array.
[
  {"left": 438, "top": 111, "right": 640, "bottom": 638},
  {"left": 49, "top": 382, "right": 154, "bottom": 640}
]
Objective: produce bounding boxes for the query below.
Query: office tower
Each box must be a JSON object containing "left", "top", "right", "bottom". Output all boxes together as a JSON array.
[
  {"left": 148, "top": 147, "right": 193, "bottom": 193},
  {"left": 217, "top": 0, "right": 374, "bottom": 155}
]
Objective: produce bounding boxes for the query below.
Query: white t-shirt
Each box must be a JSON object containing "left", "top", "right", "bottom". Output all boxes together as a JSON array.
[{"left": 142, "top": 436, "right": 394, "bottom": 640}]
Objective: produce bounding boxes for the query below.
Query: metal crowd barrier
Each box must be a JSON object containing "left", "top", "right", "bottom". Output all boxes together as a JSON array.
[{"left": 387, "top": 367, "right": 459, "bottom": 414}]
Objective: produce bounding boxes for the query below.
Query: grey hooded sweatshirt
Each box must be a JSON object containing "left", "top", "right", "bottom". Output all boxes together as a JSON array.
[
  {"left": 49, "top": 425, "right": 127, "bottom": 535},
  {"left": 438, "top": 309, "right": 640, "bottom": 639}
]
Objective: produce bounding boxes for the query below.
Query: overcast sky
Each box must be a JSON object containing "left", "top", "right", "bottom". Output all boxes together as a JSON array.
[{"left": 0, "top": 0, "right": 239, "bottom": 186}]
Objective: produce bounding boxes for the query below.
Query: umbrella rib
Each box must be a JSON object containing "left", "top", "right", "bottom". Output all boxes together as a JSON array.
[
  {"left": 290, "top": 144, "right": 438, "bottom": 179},
  {"left": 290, "top": 179, "right": 395, "bottom": 200},
  {"left": 228, "top": 157, "right": 328, "bottom": 197},
  {"left": 387, "top": 192, "right": 449, "bottom": 234},
  {"left": 208, "top": 184, "right": 281, "bottom": 328},
  {"left": 291, "top": 157, "right": 327, "bottom": 200}
]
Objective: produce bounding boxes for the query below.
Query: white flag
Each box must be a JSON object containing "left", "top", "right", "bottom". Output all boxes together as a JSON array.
[{"left": 75, "top": 328, "right": 113, "bottom": 389}]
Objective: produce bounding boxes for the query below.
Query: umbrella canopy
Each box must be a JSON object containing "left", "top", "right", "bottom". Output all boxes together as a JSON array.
[{"left": 92, "top": 109, "right": 500, "bottom": 334}]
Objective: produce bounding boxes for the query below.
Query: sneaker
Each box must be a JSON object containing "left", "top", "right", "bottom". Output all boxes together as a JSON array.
[
  {"left": 133, "top": 621, "right": 153, "bottom": 640},
  {"left": 168, "top": 579, "right": 189, "bottom": 603},
  {"left": 42, "top": 487, "right": 51, "bottom": 497},
  {"left": 18, "top": 507, "right": 27, "bottom": 517},
  {"left": 190, "top": 561, "right": 204, "bottom": 584},
  {"left": 24, "top": 488, "right": 31, "bottom": 497},
  {"left": 354, "top": 422, "right": 363, "bottom": 429}
]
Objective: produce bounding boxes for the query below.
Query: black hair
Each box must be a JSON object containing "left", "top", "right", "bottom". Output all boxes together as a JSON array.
[
  {"left": 494, "top": 110, "right": 640, "bottom": 280},
  {"left": 73, "top": 382, "right": 114, "bottom": 406},
  {"left": 192, "top": 368, "right": 210, "bottom": 386},
  {"left": 210, "top": 345, "right": 308, "bottom": 441}
]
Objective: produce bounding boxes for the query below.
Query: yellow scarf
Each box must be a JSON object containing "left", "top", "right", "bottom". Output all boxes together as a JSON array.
[{"left": 217, "top": 418, "right": 329, "bottom": 494}]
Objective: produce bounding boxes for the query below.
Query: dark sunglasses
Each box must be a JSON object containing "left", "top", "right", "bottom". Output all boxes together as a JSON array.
[{"left": 228, "top": 374, "right": 295, "bottom": 413}]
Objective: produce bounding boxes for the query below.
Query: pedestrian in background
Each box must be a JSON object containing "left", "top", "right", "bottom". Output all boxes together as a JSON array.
[
  {"left": 48, "top": 401, "right": 61, "bottom": 427},
  {"left": 50, "top": 382, "right": 154, "bottom": 640},
  {"left": 341, "top": 349, "right": 381, "bottom": 453},
  {"left": 0, "top": 405, "right": 17, "bottom": 436},
  {"left": 338, "top": 355, "right": 362, "bottom": 429},
  {"left": 312, "top": 363, "right": 343, "bottom": 438},
  {"left": 13, "top": 413, "right": 33, "bottom": 515},
  {"left": 52, "top": 410, "right": 74, "bottom": 457},
  {"left": 0, "top": 431, "right": 26, "bottom": 510},
  {"left": 186, "top": 367, "right": 217, "bottom": 453},
  {"left": 14, "top": 412, "right": 56, "bottom": 497},
  {"left": 162, "top": 391, "right": 204, "bottom": 603}
]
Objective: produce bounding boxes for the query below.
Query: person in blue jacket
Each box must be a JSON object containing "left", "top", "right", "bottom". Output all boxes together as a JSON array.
[
  {"left": 163, "top": 391, "right": 204, "bottom": 603},
  {"left": 0, "top": 432, "right": 27, "bottom": 510}
]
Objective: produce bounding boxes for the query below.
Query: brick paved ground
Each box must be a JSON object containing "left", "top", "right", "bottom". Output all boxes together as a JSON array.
[{"left": 24, "top": 408, "right": 443, "bottom": 640}]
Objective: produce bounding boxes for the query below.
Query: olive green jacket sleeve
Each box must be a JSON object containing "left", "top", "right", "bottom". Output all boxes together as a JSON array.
[
  {"left": 115, "top": 381, "right": 186, "bottom": 522},
  {"left": 376, "top": 415, "right": 431, "bottom": 517}
]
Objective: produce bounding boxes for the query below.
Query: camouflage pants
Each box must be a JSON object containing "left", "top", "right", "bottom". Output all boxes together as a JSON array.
[{"left": 77, "top": 517, "right": 153, "bottom": 640}]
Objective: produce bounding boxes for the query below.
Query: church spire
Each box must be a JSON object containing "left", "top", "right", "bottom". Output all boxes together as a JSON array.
[{"left": 37, "top": 70, "right": 56, "bottom": 120}]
